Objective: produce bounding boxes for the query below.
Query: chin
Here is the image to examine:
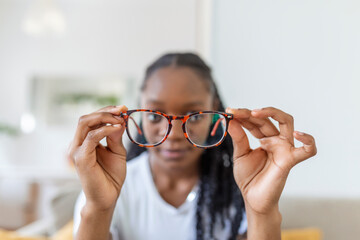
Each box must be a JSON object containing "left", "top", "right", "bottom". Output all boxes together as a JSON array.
[{"left": 151, "top": 147, "right": 203, "bottom": 171}]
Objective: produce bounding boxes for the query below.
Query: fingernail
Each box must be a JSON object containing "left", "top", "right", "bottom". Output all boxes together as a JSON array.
[
  {"left": 117, "top": 105, "right": 128, "bottom": 109},
  {"left": 113, "top": 124, "right": 122, "bottom": 128},
  {"left": 295, "top": 131, "right": 305, "bottom": 135}
]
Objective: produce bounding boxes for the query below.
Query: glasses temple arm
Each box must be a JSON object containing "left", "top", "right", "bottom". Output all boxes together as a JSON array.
[
  {"left": 128, "top": 116, "right": 143, "bottom": 135},
  {"left": 210, "top": 118, "right": 225, "bottom": 137}
]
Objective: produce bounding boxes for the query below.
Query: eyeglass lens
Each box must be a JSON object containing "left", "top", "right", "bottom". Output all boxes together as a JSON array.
[
  {"left": 126, "top": 112, "right": 227, "bottom": 147},
  {"left": 185, "top": 113, "right": 226, "bottom": 147}
]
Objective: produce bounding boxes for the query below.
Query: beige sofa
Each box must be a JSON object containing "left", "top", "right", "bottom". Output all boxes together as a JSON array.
[
  {"left": 15, "top": 182, "right": 360, "bottom": 240},
  {"left": 280, "top": 197, "right": 360, "bottom": 240}
]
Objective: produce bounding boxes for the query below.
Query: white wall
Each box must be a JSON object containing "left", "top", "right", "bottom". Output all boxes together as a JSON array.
[
  {"left": 0, "top": 0, "right": 198, "bottom": 122},
  {"left": 0, "top": 0, "right": 200, "bottom": 169},
  {"left": 0, "top": 0, "right": 201, "bottom": 228},
  {"left": 211, "top": 0, "right": 360, "bottom": 197}
]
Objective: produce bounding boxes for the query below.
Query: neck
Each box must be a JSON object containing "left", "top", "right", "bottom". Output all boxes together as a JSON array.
[
  {"left": 148, "top": 155, "right": 200, "bottom": 187},
  {"left": 148, "top": 154, "right": 200, "bottom": 207}
]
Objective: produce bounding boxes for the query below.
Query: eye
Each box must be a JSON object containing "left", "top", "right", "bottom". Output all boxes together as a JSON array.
[
  {"left": 188, "top": 114, "right": 204, "bottom": 123},
  {"left": 146, "top": 113, "right": 163, "bottom": 123}
]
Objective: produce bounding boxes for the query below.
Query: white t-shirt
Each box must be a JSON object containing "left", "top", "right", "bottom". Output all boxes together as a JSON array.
[{"left": 73, "top": 151, "right": 247, "bottom": 240}]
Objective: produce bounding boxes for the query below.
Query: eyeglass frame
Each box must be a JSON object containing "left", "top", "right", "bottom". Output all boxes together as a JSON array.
[{"left": 120, "top": 109, "right": 234, "bottom": 149}]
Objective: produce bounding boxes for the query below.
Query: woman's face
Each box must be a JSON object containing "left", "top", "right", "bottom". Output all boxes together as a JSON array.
[{"left": 140, "top": 66, "right": 215, "bottom": 172}]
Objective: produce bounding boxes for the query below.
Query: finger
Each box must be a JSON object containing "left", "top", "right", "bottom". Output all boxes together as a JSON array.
[
  {"left": 96, "top": 144, "right": 127, "bottom": 187},
  {"left": 258, "top": 136, "right": 279, "bottom": 152},
  {"left": 81, "top": 124, "right": 126, "bottom": 154},
  {"left": 66, "top": 141, "right": 77, "bottom": 166},
  {"left": 251, "top": 107, "right": 294, "bottom": 144},
  {"left": 237, "top": 119, "right": 265, "bottom": 138},
  {"left": 242, "top": 116, "right": 280, "bottom": 137},
  {"left": 226, "top": 107, "right": 252, "bottom": 119},
  {"left": 227, "top": 108, "right": 277, "bottom": 139},
  {"left": 226, "top": 108, "right": 262, "bottom": 137},
  {"left": 106, "top": 122, "right": 127, "bottom": 155},
  {"left": 96, "top": 105, "right": 128, "bottom": 114},
  {"left": 292, "top": 131, "right": 317, "bottom": 163},
  {"left": 226, "top": 108, "right": 251, "bottom": 158},
  {"left": 74, "top": 112, "right": 125, "bottom": 146}
]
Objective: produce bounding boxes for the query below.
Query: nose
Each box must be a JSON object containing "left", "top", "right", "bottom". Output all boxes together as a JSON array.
[{"left": 167, "top": 119, "right": 184, "bottom": 141}]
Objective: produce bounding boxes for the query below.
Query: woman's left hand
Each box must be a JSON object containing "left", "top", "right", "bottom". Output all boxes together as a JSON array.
[{"left": 226, "top": 107, "right": 317, "bottom": 215}]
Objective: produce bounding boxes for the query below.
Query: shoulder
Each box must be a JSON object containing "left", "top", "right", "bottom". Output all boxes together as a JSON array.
[
  {"left": 126, "top": 151, "right": 149, "bottom": 171},
  {"left": 118, "top": 151, "right": 150, "bottom": 198},
  {"left": 125, "top": 151, "right": 149, "bottom": 183},
  {"left": 111, "top": 151, "right": 150, "bottom": 227}
]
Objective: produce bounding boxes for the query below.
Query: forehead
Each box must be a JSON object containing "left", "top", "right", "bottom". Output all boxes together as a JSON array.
[{"left": 141, "top": 67, "right": 213, "bottom": 109}]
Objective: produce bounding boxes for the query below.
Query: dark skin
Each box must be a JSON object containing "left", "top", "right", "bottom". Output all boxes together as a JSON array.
[
  {"left": 140, "top": 66, "right": 212, "bottom": 207},
  {"left": 69, "top": 66, "right": 317, "bottom": 240}
]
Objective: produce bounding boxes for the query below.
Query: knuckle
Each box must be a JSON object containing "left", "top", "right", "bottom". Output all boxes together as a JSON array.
[
  {"left": 66, "top": 143, "right": 77, "bottom": 163},
  {"left": 244, "top": 108, "right": 252, "bottom": 114},
  {"left": 312, "top": 145, "right": 318, "bottom": 156},
  {"left": 66, "top": 148, "right": 74, "bottom": 161},
  {"left": 287, "top": 114, "right": 294, "bottom": 123},
  {"left": 102, "top": 105, "right": 116, "bottom": 112},
  {"left": 73, "top": 150, "right": 84, "bottom": 167},
  {"left": 99, "top": 112, "right": 111, "bottom": 118},
  {"left": 99, "top": 105, "right": 115, "bottom": 111},
  {"left": 74, "top": 157, "right": 85, "bottom": 169},
  {"left": 308, "top": 135, "right": 316, "bottom": 145},
  {"left": 87, "top": 130, "right": 97, "bottom": 140},
  {"left": 78, "top": 115, "right": 88, "bottom": 126},
  {"left": 66, "top": 153, "right": 74, "bottom": 164}
]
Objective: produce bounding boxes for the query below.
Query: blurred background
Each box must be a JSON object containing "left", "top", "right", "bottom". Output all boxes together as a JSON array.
[{"left": 0, "top": 0, "right": 359, "bottom": 239}]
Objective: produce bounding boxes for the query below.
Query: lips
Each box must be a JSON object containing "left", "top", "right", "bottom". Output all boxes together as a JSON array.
[{"left": 160, "top": 148, "right": 189, "bottom": 159}]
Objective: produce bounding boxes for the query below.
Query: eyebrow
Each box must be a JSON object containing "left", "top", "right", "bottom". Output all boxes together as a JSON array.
[{"left": 146, "top": 100, "right": 205, "bottom": 107}]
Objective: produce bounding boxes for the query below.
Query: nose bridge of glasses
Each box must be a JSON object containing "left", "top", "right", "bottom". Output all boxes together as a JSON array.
[
  {"left": 169, "top": 115, "right": 188, "bottom": 124},
  {"left": 165, "top": 116, "right": 187, "bottom": 139}
]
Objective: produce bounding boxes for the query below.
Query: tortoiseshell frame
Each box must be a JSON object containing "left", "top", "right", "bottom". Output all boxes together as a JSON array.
[{"left": 120, "top": 109, "right": 234, "bottom": 149}]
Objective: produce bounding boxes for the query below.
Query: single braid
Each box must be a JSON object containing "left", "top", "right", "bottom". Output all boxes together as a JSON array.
[{"left": 195, "top": 174, "right": 206, "bottom": 240}]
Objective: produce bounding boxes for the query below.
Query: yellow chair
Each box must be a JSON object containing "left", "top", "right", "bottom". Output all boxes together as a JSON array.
[
  {"left": 281, "top": 228, "right": 323, "bottom": 240},
  {"left": 51, "top": 220, "right": 73, "bottom": 240},
  {"left": 52, "top": 221, "right": 324, "bottom": 240},
  {"left": 0, "top": 229, "right": 48, "bottom": 240},
  {"left": 2, "top": 222, "right": 323, "bottom": 240}
]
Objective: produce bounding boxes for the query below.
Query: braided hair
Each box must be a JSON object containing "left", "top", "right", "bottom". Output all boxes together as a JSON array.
[{"left": 126, "top": 53, "right": 245, "bottom": 240}]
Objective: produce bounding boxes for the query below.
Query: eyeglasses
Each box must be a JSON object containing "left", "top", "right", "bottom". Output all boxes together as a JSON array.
[{"left": 120, "top": 109, "right": 233, "bottom": 149}]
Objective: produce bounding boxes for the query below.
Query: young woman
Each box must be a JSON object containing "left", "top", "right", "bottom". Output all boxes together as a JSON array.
[{"left": 70, "top": 53, "right": 317, "bottom": 240}]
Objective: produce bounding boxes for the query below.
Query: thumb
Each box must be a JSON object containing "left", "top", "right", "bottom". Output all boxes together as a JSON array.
[
  {"left": 106, "top": 122, "right": 127, "bottom": 154},
  {"left": 292, "top": 131, "right": 317, "bottom": 163},
  {"left": 226, "top": 108, "right": 251, "bottom": 159}
]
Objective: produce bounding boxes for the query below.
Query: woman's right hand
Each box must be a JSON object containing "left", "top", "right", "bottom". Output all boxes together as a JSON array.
[{"left": 68, "top": 105, "right": 128, "bottom": 212}]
